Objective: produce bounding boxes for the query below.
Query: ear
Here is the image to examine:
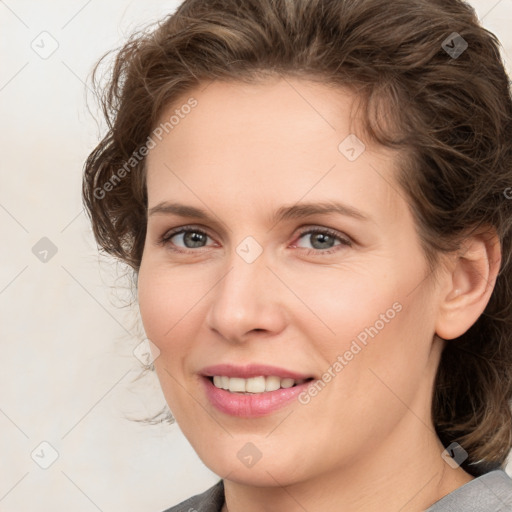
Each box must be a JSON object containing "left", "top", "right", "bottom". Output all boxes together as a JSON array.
[{"left": 435, "top": 228, "right": 501, "bottom": 340}]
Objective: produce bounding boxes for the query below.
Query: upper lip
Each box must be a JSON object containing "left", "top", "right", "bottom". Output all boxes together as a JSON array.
[{"left": 200, "top": 364, "right": 313, "bottom": 380}]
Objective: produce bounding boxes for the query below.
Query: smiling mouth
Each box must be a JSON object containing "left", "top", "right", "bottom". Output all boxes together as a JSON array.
[{"left": 208, "top": 375, "right": 314, "bottom": 394}]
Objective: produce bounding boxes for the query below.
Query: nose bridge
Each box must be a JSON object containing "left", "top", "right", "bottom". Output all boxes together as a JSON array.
[
  {"left": 206, "top": 242, "right": 286, "bottom": 341},
  {"left": 215, "top": 247, "right": 270, "bottom": 317}
]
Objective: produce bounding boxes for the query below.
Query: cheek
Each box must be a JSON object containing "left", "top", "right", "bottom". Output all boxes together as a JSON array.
[
  {"left": 287, "top": 295, "right": 435, "bottom": 470},
  {"left": 289, "top": 259, "right": 435, "bottom": 403},
  {"left": 137, "top": 261, "right": 207, "bottom": 416},
  {"left": 280, "top": 262, "right": 402, "bottom": 350},
  {"left": 137, "top": 260, "right": 206, "bottom": 352},
  {"left": 341, "top": 292, "right": 434, "bottom": 410},
  {"left": 137, "top": 267, "right": 171, "bottom": 346}
]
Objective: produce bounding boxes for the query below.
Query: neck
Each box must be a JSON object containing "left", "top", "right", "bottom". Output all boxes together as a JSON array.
[{"left": 222, "top": 408, "right": 473, "bottom": 512}]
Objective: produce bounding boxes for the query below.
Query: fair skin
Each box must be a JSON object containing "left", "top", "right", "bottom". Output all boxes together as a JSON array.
[{"left": 137, "top": 78, "right": 500, "bottom": 512}]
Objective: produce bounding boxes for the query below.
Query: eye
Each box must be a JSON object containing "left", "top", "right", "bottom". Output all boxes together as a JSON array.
[
  {"left": 157, "top": 225, "right": 351, "bottom": 255},
  {"left": 293, "top": 227, "right": 352, "bottom": 254},
  {"left": 159, "top": 226, "right": 215, "bottom": 251}
]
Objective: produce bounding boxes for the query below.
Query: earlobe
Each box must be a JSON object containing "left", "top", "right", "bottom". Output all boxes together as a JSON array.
[{"left": 435, "top": 230, "right": 501, "bottom": 340}]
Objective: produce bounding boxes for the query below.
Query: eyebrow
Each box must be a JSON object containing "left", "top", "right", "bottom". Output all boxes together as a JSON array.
[{"left": 148, "top": 201, "right": 370, "bottom": 225}]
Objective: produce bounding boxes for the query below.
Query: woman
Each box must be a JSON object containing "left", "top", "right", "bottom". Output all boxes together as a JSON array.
[{"left": 82, "top": 0, "right": 512, "bottom": 510}]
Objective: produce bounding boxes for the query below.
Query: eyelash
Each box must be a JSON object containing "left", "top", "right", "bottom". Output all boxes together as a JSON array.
[{"left": 158, "top": 225, "right": 352, "bottom": 256}]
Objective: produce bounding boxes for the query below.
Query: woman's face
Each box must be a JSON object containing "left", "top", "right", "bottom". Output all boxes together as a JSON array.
[{"left": 138, "top": 78, "right": 446, "bottom": 485}]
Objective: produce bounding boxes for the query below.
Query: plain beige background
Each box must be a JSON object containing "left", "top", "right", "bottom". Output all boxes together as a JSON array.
[{"left": 1, "top": 1, "right": 511, "bottom": 511}]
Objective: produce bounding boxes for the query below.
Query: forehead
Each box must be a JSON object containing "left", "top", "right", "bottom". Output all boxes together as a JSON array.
[
  {"left": 145, "top": 79, "right": 406, "bottom": 223},
  {"left": 152, "top": 78, "right": 362, "bottom": 155}
]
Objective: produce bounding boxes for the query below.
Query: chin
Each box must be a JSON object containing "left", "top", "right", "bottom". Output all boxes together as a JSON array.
[{"left": 194, "top": 441, "right": 311, "bottom": 487}]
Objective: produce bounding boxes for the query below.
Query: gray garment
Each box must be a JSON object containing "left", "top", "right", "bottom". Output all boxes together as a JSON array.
[
  {"left": 426, "top": 470, "right": 512, "bottom": 511},
  {"left": 162, "top": 480, "right": 224, "bottom": 512},
  {"left": 162, "top": 470, "right": 512, "bottom": 511}
]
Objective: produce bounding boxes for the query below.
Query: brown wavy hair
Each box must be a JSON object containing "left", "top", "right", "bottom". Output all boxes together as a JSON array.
[{"left": 82, "top": 0, "right": 512, "bottom": 476}]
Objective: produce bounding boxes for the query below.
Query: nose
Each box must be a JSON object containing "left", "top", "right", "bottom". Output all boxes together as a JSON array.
[{"left": 205, "top": 249, "right": 288, "bottom": 344}]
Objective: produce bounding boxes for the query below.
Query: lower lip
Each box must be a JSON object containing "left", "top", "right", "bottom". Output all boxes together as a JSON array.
[{"left": 202, "top": 377, "right": 311, "bottom": 418}]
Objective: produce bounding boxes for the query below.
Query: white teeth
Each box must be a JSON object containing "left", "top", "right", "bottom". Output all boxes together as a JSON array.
[
  {"left": 211, "top": 375, "right": 305, "bottom": 393},
  {"left": 229, "top": 377, "right": 246, "bottom": 392},
  {"left": 246, "top": 376, "right": 266, "bottom": 393},
  {"left": 265, "top": 375, "right": 281, "bottom": 392},
  {"left": 280, "top": 378, "right": 295, "bottom": 389}
]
